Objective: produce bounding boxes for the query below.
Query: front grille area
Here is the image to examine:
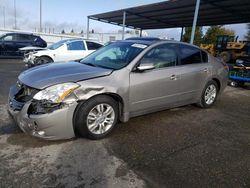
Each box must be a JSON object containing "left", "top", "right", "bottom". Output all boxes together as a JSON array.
[{"left": 14, "top": 81, "right": 39, "bottom": 103}]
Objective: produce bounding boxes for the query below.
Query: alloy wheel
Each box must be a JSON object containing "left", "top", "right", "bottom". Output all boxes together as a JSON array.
[
  {"left": 86, "top": 103, "right": 115, "bottom": 135},
  {"left": 204, "top": 84, "right": 217, "bottom": 105}
]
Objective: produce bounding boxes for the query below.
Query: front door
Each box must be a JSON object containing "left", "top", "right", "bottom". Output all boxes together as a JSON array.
[{"left": 129, "top": 43, "right": 183, "bottom": 114}]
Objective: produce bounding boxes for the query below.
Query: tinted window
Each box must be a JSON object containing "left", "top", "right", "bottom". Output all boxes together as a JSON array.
[
  {"left": 67, "top": 41, "right": 85, "bottom": 50},
  {"left": 2, "top": 34, "right": 15, "bottom": 41},
  {"left": 201, "top": 50, "right": 208, "bottom": 62},
  {"left": 31, "top": 36, "right": 38, "bottom": 41},
  {"left": 17, "top": 34, "right": 32, "bottom": 41},
  {"left": 86, "top": 41, "right": 103, "bottom": 50},
  {"left": 140, "top": 43, "right": 177, "bottom": 69},
  {"left": 179, "top": 44, "right": 202, "bottom": 65}
]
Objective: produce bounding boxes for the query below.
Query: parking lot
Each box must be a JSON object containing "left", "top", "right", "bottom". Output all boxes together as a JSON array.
[{"left": 0, "top": 59, "right": 250, "bottom": 187}]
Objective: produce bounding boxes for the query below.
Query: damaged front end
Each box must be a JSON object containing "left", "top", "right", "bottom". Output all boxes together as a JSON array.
[
  {"left": 8, "top": 81, "right": 79, "bottom": 140},
  {"left": 23, "top": 52, "right": 37, "bottom": 67},
  {"left": 27, "top": 100, "right": 65, "bottom": 115}
]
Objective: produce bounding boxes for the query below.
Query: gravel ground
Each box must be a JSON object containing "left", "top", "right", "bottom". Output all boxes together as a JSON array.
[{"left": 0, "top": 59, "right": 250, "bottom": 188}]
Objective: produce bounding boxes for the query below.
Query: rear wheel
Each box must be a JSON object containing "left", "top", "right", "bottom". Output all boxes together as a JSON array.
[
  {"left": 238, "top": 81, "right": 245, "bottom": 87},
  {"left": 74, "top": 95, "right": 119, "bottom": 140},
  {"left": 197, "top": 80, "right": 219, "bottom": 108}
]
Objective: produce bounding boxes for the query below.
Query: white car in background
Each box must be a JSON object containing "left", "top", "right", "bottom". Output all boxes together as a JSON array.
[{"left": 23, "top": 39, "right": 103, "bottom": 67}]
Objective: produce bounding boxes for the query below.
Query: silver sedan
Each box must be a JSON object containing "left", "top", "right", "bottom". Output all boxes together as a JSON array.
[{"left": 8, "top": 39, "right": 229, "bottom": 140}]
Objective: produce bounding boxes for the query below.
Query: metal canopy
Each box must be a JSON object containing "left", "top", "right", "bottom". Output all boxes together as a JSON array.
[{"left": 88, "top": 0, "right": 250, "bottom": 30}]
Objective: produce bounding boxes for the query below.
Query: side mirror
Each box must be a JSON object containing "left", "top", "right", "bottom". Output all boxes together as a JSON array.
[{"left": 136, "top": 63, "right": 155, "bottom": 72}]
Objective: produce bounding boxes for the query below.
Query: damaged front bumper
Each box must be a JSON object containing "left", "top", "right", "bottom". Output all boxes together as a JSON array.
[
  {"left": 8, "top": 85, "right": 77, "bottom": 140},
  {"left": 23, "top": 53, "right": 37, "bottom": 67}
]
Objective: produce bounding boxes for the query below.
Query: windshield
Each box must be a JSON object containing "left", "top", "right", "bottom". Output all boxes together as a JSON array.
[
  {"left": 47, "top": 39, "right": 68, "bottom": 50},
  {"left": 80, "top": 41, "right": 147, "bottom": 70},
  {"left": 0, "top": 34, "right": 5, "bottom": 39}
]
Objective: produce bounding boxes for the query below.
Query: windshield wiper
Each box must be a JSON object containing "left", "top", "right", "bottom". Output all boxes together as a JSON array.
[
  {"left": 83, "top": 62, "right": 96, "bottom": 67},
  {"left": 82, "top": 62, "right": 114, "bottom": 70}
]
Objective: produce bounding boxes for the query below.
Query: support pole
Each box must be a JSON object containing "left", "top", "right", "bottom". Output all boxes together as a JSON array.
[
  {"left": 140, "top": 29, "right": 143, "bottom": 37},
  {"left": 122, "top": 11, "right": 126, "bottom": 40},
  {"left": 87, "top": 17, "right": 89, "bottom": 39},
  {"left": 14, "top": 0, "right": 16, "bottom": 29},
  {"left": 2, "top": 6, "right": 5, "bottom": 28},
  {"left": 180, "top": 27, "right": 184, "bottom": 41},
  {"left": 190, "top": 0, "right": 200, "bottom": 44},
  {"left": 40, "top": 0, "right": 42, "bottom": 32}
]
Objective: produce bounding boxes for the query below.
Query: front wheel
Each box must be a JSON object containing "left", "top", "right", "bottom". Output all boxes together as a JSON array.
[
  {"left": 197, "top": 80, "right": 219, "bottom": 108},
  {"left": 35, "top": 56, "right": 53, "bottom": 65},
  {"left": 74, "top": 95, "right": 119, "bottom": 140}
]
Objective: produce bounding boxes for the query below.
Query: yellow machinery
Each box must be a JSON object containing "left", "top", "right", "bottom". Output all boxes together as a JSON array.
[{"left": 201, "top": 35, "right": 250, "bottom": 63}]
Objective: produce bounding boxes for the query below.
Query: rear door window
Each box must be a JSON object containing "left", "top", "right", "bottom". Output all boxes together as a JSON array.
[
  {"left": 67, "top": 41, "right": 85, "bottom": 50},
  {"left": 86, "top": 41, "right": 103, "bottom": 50},
  {"left": 17, "top": 34, "right": 31, "bottom": 41},
  {"left": 178, "top": 44, "right": 202, "bottom": 65}
]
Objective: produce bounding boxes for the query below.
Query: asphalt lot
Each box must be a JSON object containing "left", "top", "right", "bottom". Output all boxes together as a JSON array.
[{"left": 0, "top": 59, "right": 250, "bottom": 188}]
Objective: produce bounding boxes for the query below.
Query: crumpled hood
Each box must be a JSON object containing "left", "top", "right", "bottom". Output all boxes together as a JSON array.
[{"left": 18, "top": 62, "right": 112, "bottom": 89}]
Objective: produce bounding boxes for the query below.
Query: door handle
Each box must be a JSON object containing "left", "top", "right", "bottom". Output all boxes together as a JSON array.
[{"left": 170, "top": 75, "right": 177, "bottom": 80}]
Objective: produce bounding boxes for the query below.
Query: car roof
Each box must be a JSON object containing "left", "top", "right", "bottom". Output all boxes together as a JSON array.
[
  {"left": 116, "top": 39, "right": 204, "bottom": 51},
  {"left": 124, "top": 37, "right": 161, "bottom": 45},
  {"left": 6, "top": 32, "right": 35, "bottom": 36},
  {"left": 126, "top": 37, "right": 161, "bottom": 41},
  {"left": 4, "top": 32, "right": 42, "bottom": 38},
  {"left": 63, "top": 38, "right": 102, "bottom": 44}
]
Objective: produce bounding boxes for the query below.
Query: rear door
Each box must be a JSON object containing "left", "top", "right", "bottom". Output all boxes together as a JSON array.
[
  {"left": 176, "top": 44, "right": 211, "bottom": 101},
  {"left": 15, "top": 34, "right": 31, "bottom": 48}
]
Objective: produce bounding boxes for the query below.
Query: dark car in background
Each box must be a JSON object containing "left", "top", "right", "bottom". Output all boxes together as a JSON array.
[{"left": 0, "top": 32, "right": 47, "bottom": 57}]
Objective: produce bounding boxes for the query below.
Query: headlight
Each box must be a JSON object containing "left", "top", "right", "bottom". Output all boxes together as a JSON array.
[{"left": 33, "top": 83, "right": 80, "bottom": 103}]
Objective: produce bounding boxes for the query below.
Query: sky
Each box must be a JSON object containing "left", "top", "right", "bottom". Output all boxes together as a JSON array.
[{"left": 0, "top": 0, "right": 248, "bottom": 40}]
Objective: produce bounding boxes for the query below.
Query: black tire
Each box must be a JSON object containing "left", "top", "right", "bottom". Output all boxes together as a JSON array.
[
  {"left": 219, "top": 51, "right": 231, "bottom": 63},
  {"left": 197, "top": 80, "right": 219, "bottom": 108},
  {"left": 238, "top": 81, "right": 245, "bottom": 87},
  {"left": 36, "top": 56, "right": 53, "bottom": 65},
  {"left": 74, "top": 95, "right": 119, "bottom": 140}
]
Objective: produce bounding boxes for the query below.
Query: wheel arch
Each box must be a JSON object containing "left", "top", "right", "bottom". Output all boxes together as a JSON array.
[
  {"left": 74, "top": 92, "right": 125, "bottom": 122},
  {"left": 38, "top": 55, "right": 54, "bottom": 62},
  {"left": 211, "top": 77, "right": 221, "bottom": 92}
]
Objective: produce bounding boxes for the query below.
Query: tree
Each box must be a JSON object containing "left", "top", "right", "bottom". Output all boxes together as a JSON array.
[
  {"left": 71, "top": 29, "right": 74, "bottom": 33},
  {"left": 182, "top": 27, "right": 203, "bottom": 46},
  {"left": 246, "top": 23, "right": 250, "bottom": 41},
  {"left": 203, "top": 25, "right": 235, "bottom": 44},
  {"left": 61, "top": 29, "right": 65, "bottom": 34}
]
